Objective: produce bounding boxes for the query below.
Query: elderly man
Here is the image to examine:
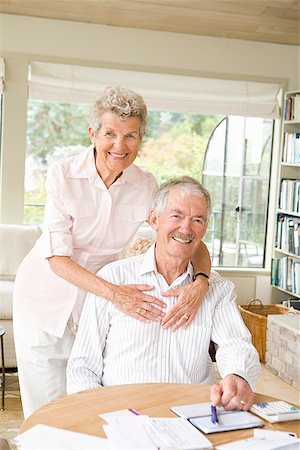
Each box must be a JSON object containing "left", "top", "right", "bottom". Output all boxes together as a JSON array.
[{"left": 67, "top": 177, "right": 260, "bottom": 410}]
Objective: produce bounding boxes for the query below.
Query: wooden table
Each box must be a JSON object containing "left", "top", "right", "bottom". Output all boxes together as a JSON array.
[{"left": 20, "top": 383, "right": 300, "bottom": 447}]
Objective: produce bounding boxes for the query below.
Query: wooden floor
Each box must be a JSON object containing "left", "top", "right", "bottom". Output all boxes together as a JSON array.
[{"left": 0, "top": 365, "right": 299, "bottom": 446}]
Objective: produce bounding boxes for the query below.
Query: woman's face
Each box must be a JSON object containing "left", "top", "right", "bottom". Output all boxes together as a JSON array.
[{"left": 89, "top": 112, "right": 143, "bottom": 176}]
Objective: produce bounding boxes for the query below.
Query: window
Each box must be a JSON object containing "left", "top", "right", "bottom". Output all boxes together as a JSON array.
[
  {"left": 202, "top": 117, "right": 274, "bottom": 268},
  {"left": 24, "top": 61, "right": 280, "bottom": 268},
  {"left": 24, "top": 100, "right": 90, "bottom": 224},
  {"left": 24, "top": 101, "right": 273, "bottom": 269},
  {"left": 24, "top": 101, "right": 222, "bottom": 222}
]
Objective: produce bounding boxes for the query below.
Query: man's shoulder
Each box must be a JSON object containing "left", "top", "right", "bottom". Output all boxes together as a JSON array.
[{"left": 209, "top": 270, "right": 235, "bottom": 292}]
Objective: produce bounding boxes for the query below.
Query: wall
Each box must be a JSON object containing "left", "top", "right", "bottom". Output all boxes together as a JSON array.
[{"left": 0, "top": 13, "right": 299, "bottom": 303}]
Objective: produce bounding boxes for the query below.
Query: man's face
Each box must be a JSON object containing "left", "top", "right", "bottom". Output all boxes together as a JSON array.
[{"left": 150, "top": 188, "right": 209, "bottom": 262}]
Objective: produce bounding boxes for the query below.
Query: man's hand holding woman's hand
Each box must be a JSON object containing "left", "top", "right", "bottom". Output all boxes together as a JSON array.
[{"left": 210, "top": 374, "right": 255, "bottom": 411}]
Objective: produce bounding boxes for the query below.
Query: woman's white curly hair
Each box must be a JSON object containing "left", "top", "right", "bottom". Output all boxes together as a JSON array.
[{"left": 88, "top": 85, "right": 147, "bottom": 138}]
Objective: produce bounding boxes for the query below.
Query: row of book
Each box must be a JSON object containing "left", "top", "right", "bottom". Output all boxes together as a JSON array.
[
  {"left": 284, "top": 94, "right": 300, "bottom": 121},
  {"left": 279, "top": 179, "right": 300, "bottom": 213},
  {"left": 275, "top": 215, "right": 300, "bottom": 256},
  {"left": 271, "top": 257, "right": 300, "bottom": 295},
  {"left": 282, "top": 132, "right": 300, "bottom": 164}
]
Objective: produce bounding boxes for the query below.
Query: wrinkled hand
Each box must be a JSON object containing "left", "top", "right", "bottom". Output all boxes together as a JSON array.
[
  {"left": 161, "top": 276, "right": 209, "bottom": 331},
  {"left": 110, "top": 284, "right": 166, "bottom": 322},
  {"left": 210, "top": 374, "right": 254, "bottom": 411}
]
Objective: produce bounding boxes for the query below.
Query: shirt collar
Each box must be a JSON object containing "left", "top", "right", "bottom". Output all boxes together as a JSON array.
[{"left": 139, "top": 243, "right": 194, "bottom": 286}]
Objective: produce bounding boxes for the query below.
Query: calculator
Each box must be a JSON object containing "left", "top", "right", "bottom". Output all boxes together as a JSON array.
[{"left": 250, "top": 401, "right": 300, "bottom": 423}]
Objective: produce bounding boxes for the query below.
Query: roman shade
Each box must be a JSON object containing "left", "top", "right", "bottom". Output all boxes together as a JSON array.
[{"left": 29, "top": 61, "right": 281, "bottom": 118}]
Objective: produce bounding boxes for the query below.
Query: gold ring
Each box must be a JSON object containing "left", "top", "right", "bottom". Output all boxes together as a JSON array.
[
  {"left": 182, "top": 314, "right": 189, "bottom": 320},
  {"left": 240, "top": 400, "right": 246, "bottom": 405},
  {"left": 136, "top": 308, "right": 143, "bottom": 315}
]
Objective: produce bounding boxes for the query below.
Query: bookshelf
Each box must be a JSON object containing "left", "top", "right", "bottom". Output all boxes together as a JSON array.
[{"left": 271, "top": 90, "right": 300, "bottom": 299}]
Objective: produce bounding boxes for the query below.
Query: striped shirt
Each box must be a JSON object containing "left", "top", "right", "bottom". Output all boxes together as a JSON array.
[{"left": 67, "top": 244, "right": 260, "bottom": 394}]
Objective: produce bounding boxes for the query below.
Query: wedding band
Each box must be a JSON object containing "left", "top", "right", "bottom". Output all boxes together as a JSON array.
[
  {"left": 240, "top": 400, "right": 246, "bottom": 405},
  {"left": 182, "top": 314, "right": 189, "bottom": 320},
  {"left": 136, "top": 308, "right": 142, "bottom": 315}
]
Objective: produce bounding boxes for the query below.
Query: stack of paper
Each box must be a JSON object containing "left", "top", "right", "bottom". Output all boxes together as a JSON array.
[
  {"left": 103, "top": 415, "right": 213, "bottom": 450},
  {"left": 14, "top": 424, "right": 110, "bottom": 449},
  {"left": 215, "top": 429, "right": 300, "bottom": 450}
]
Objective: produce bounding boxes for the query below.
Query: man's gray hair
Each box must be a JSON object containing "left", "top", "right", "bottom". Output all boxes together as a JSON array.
[
  {"left": 88, "top": 86, "right": 147, "bottom": 137},
  {"left": 153, "top": 176, "right": 212, "bottom": 218}
]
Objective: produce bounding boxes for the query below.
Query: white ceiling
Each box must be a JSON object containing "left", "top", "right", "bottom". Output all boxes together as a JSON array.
[{"left": 0, "top": 0, "right": 299, "bottom": 46}]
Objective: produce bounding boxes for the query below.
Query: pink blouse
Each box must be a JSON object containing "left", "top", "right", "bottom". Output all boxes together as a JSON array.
[{"left": 13, "top": 147, "right": 158, "bottom": 337}]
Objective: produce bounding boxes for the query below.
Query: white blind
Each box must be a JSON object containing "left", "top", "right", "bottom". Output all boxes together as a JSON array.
[
  {"left": 0, "top": 58, "right": 4, "bottom": 94},
  {"left": 29, "top": 61, "right": 281, "bottom": 118}
]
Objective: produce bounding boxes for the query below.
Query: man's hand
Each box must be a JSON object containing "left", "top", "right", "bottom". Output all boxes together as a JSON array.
[
  {"left": 161, "top": 276, "right": 209, "bottom": 331},
  {"left": 110, "top": 284, "right": 166, "bottom": 322},
  {"left": 210, "top": 374, "right": 255, "bottom": 411}
]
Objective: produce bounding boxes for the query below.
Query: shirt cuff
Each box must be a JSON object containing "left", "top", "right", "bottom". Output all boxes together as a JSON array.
[{"left": 40, "top": 228, "right": 73, "bottom": 258}]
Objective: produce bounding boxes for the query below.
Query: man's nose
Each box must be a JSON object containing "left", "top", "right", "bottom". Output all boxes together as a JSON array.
[{"left": 179, "top": 218, "right": 192, "bottom": 233}]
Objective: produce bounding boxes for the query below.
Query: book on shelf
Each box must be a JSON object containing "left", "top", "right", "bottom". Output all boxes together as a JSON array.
[
  {"left": 294, "top": 93, "right": 300, "bottom": 121},
  {"left": 276, "top": 215, "right": 300, "bottom": 256},
  {"left": 271, "top": 257, "right": 300, "bottom": 295},
  {"left": 282, "top": 132, "right": 300, "bottom": 164},
  {"left": 279, "top": 179, "right": 300, "bottom": 213},
  {"left": 284, "top": 93, "right": 300, "bottom": 121}
]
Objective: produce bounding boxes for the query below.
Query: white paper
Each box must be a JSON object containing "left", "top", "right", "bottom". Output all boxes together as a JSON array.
[
  {"left": 103, "top": 416, "right": 212, "bottom": 450},
  {"left": 103, "top": 418, "right": 157, "bottom": 450},
  {"left": 216, "top": 431, "right": 299, "bottom": 450},
  {"left": 253, "top": 429, "right": 297, "bottom": 439},
  {"left": 99, "top": 408, "right": 147, "bottom": 422},
  {"left": 14, "top": 424, "right": 110, "bottom": 449},
  {"left": 171, "top": 402, "right": 229, "bottom": 419},
  {"left": 149, "top": 417, "right": 212, "bottom": 450}
]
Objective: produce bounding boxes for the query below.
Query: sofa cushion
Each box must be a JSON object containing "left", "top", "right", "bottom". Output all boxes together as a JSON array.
[
  {"left": 0, "top": 280, "right": 13, "bottom": 319},
  {"left": 0, "top": 224, "right": 42, "bottom": 277}
]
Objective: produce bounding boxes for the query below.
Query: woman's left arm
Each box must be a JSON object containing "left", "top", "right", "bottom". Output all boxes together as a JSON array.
[{"left": 161, "top": 240, "right": 211, "bottom": 331}]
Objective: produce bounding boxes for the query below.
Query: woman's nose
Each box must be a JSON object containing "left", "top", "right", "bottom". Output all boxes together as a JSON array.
[{"left": 113, "top": 136, "right": 126, "bottom": 150}]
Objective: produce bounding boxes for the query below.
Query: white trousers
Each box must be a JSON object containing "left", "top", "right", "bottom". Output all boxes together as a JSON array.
[{"left": 13, "top": 315, "right": 75, "bottom": 419}]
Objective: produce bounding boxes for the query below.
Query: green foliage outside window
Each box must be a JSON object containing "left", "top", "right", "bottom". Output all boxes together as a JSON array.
[{"left": 24, "top": 100, "right": 222, "bottom": 224}]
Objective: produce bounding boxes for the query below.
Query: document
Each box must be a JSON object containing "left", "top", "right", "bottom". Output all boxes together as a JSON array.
[
  {"left": 102, "top": 416, "right": 212, "bottom": 450},
  {"left": 13, "top": 424, "right": 110, "bottom": 449},
  {"left": 171, "top": 402, "right": 229, "bottom": 419},
  {"left": 215, "top": 428, "right": 300, "bottom": 449}
]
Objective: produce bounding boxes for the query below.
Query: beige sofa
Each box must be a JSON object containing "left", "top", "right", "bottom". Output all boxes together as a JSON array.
[
  {"left": 0, "top": 224, "right": 42, "bottom": 368},
  {"left": 0, "top": 223, "right": 153, "bottom": 368}
]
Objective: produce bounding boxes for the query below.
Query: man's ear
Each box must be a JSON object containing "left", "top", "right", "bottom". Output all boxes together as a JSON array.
[{"left": 149, "top": 208, "right": 159, "bottom": 231}]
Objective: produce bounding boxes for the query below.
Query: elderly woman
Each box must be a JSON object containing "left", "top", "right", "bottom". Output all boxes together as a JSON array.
[{"left": 13, "top": 86, "right": 211, "bottom": 418}]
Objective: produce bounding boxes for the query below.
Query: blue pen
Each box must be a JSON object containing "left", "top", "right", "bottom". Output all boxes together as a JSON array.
[{"left": 211, "top": 405, "right": 219, "bottom": 425}]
